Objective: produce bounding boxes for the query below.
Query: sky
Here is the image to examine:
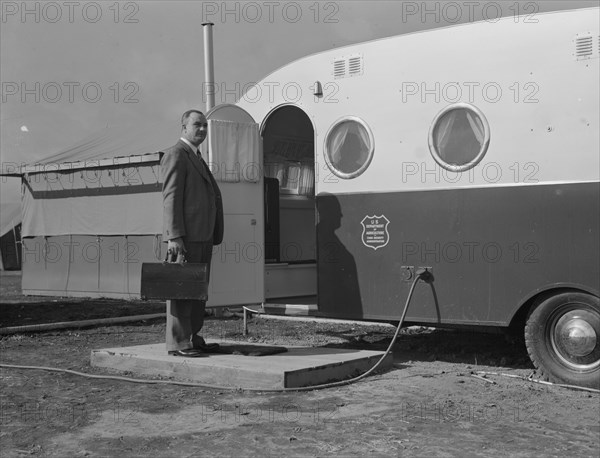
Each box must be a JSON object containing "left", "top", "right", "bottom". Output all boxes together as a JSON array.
[{"left": 1, "top": 0, "right": 597, "bottom": 203}]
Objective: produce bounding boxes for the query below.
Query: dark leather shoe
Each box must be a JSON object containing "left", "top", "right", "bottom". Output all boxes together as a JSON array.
[
  {"left": 168, "top": 348, "right": 206, "bottom": 357},
  {"left": 193, "top": 337, "right": 220, "bottom": 352},
  {"left": 194, "top": 343, "right": 220, "bottom": 353}
]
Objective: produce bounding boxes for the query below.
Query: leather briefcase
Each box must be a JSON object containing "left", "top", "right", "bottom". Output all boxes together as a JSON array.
[{"left": 140, "top": 261, "right": 208, "bottom": 300}]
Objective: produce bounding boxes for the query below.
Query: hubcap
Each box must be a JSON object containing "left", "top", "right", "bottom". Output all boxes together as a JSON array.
[
  {"left": 551, "top": 309, "right": 600, "bottom": 371},
  {"left": 557, "top": 317, "right": 596, "bottom": 356}
]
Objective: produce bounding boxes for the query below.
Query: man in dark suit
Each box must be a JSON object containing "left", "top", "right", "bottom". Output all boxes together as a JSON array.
[{"left": 161, "top": 109, "right": 224, "bottom": 357}]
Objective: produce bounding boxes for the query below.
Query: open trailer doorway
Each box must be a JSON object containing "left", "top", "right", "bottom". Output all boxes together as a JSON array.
[{"left": 260, "top": 105, "right": 317, "bottom": 308}]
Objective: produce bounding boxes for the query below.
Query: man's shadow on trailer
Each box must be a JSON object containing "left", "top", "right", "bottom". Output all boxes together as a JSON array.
[{"left": 316, "top": 193, "right": 363, "bottom": 319}]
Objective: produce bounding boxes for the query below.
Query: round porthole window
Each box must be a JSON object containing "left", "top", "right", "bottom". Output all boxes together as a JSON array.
[
  {"left": 324, "top": 116, "right": 374, "bottom": 179},
  {"left": 428, "top": 103, "right": 490, "bottom": 172}
]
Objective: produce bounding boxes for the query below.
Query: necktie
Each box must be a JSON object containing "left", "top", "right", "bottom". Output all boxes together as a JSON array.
[{"left": 196, "top": 151, "right": 211, "bottom": 175}]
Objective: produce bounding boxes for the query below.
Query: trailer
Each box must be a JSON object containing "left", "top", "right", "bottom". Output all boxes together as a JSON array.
[{"left": 7, "top": 7, "right": 599, "bottom": 388}]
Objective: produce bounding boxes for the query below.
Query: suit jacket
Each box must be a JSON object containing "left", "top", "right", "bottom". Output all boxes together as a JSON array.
[{"left": 160, "top": 139, "right": 224, "bottom": 245}]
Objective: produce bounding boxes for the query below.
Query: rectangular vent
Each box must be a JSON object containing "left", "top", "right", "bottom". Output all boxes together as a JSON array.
[
  {"left": 348, "top": 57, "right": 363, "bottom": 75},
  {"left": 576, "top": 36, "right": 593, "bottom": 58},
  {"left": 333, "top": 60, "right": 346, "bottom": 78},
  {"left": 333, "top": 54, "right": 363, "bottom": 78},
  {"left": 575, "top": 34, "right": 599, "bottom": 60}
]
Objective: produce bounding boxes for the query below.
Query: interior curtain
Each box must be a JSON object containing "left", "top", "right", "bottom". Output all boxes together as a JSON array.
[
  {"left": 465, "top": 111, "right": 485, "bottom": 145},
  {"left": 208, "top": 120, "right": 259, "bottom": 183},
  {"left": 435, "top": 110, "right": 458, "bottom": 151},
  {"left": 328, "top": 123, "right": 351, "bottom": 165},
  {"left": 354, "top": 123, "right": 371, "bottom": 162}
]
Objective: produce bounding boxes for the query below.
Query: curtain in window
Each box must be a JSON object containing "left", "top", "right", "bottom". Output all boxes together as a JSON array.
[
  {"left": 354, "top": 124, "right": 371, "bottom": 163},
  {"left": 327, "top": 122, "right": 351, "bottom": 166},
  {"left": 434, "top": 110, "right": 458, "bottom": 153},
  {"left": 465, "top": 111, "right": 484, "bottom": 145},
  {"left": 208, "top": 120, "right": 260, "bottom": 183}
]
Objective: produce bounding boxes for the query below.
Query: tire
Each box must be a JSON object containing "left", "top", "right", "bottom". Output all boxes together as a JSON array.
[{"left": 525, "top": 292, "right": 600, "bottom": 389}]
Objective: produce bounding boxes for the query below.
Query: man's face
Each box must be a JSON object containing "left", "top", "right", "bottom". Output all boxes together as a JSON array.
[{"left": 182, "top": 112, "right": 208, "bottom": 147}]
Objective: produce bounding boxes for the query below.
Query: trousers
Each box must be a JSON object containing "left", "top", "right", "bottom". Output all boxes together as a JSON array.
[{"left": 165, "top": 240, "right": 213, "bottom": 351}]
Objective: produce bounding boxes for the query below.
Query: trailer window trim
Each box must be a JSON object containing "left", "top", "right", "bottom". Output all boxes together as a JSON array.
[
  {"left": 324, "top": 116, "right": 375, "bottom": 179},
  {"left": 428, "top": 103, "right": 491, "bottom": 173}
]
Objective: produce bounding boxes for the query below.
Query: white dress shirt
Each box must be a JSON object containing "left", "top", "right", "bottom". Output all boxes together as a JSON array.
[{"left": 180, "top": 137, "right": 200, "bottom": 155}]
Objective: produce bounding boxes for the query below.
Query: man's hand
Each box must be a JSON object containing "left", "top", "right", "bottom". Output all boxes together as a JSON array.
[{"left": 166, "top": 237, "right": 186, "bottom": 262}]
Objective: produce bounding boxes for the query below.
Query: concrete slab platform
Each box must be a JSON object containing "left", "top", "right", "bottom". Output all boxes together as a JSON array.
[{"left": 91, "top": 342, "right": 393, "bottom": 389}]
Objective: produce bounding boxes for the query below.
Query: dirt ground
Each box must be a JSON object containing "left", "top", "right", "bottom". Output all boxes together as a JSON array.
[{"left": 0, "top": 272, "right": 598, "bottom": 457}]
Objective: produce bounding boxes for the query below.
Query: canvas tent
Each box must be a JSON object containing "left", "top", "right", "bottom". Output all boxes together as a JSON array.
[
  {"left": 0, "top": 202, "right": 22, "bottom": 270},
  {"left": 5, "top": 121, "right": 176, "bottom": 297}
]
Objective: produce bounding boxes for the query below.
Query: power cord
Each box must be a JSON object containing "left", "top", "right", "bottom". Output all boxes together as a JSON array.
[{"left": 0, "top": 270, "right": 433, "bottom": 392}]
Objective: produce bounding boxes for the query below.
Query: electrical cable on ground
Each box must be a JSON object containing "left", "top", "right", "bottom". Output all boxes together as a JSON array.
[
  {"left": 475, "top": 370, "right": 600, "bottom": 394},
  {"left": 0, "top": 314, "right": 166, "bottom": 335},
  {"left": 0, "top": 271, "right": 432, "bottom": 393}
]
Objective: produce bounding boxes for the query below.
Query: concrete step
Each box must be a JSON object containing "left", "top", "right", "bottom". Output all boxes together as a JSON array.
[{"left": 91, "top": 341, "right": 393, "bottom": 390}]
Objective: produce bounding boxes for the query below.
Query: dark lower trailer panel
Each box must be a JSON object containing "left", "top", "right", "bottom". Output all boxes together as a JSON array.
[{"left": 316, "top": 182, "right": 600, "bottom": 326}]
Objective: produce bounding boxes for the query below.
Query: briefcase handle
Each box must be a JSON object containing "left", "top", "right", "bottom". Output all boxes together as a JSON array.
[{"left": 164, "top": 249, "right": 187, "bottom": 264}]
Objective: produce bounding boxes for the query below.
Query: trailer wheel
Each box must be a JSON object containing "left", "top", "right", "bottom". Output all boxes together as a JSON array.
[{"left": 525, "top": 292, "right": 599, "bottom": 389}]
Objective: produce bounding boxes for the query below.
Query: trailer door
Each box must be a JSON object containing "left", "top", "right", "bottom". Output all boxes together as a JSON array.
[{"left": 203, "top": 104, "right": 264, "bottom": 307}]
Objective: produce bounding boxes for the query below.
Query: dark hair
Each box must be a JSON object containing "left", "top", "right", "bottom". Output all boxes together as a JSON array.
[{"left": 181, "top": 109, "right": 205, "bottom": 127}]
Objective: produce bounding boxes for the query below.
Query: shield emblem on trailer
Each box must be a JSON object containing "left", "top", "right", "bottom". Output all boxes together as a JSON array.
[{"left": 361, "top": 215, "right": 390, "bottom": 250}]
